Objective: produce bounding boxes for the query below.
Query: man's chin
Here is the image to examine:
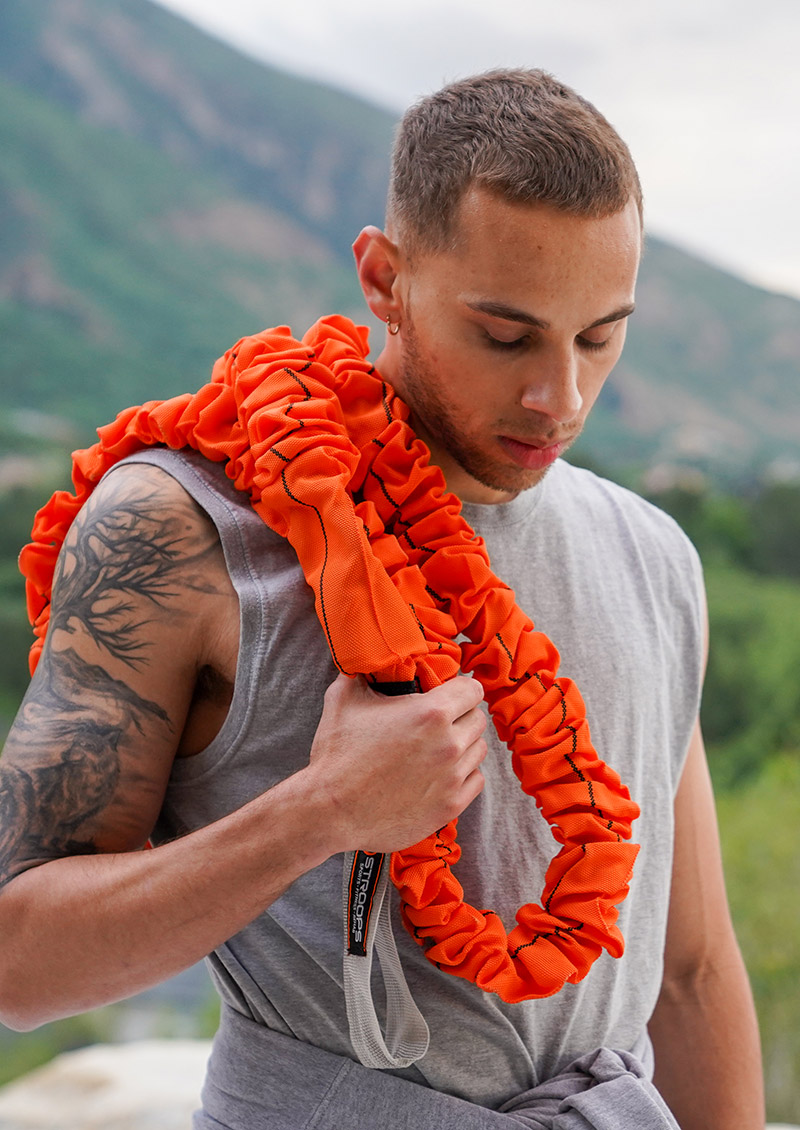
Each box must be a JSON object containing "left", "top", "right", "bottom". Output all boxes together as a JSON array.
[{"left": 451, "top": 455, "right": 557, "bottom": 504}]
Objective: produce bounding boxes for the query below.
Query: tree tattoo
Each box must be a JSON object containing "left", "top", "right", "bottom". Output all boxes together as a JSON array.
[{"left": 0, "top": 469, "right": 218, "bottom": 884}]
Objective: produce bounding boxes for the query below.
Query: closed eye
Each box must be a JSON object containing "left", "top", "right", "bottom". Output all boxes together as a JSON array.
[
  {"left": 576, "top": 335, "right": 612, "bottom": 353},
  {"left": 483, "top": 331, "right": 529, "bottom": 352}
]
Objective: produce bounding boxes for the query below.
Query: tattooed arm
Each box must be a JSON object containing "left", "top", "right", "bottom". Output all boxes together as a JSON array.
[
  {"left": 0, "top": 464, "right": 487, "bottom": 1030},
  {"left": 0, "top": 465, "right": 210, "bottom": 881}
]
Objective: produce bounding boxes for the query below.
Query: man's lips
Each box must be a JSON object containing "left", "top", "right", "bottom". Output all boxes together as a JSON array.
[{"left": 498, "top": 435, "right": 566, "bottom": 471}]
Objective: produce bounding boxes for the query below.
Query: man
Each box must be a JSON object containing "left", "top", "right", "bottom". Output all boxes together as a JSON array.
[{"left": 0, "top": 70, "right": 763, "bottom": 1128}]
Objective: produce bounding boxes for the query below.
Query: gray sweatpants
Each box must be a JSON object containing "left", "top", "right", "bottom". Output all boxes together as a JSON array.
[{"left": 194, "top": 1004, "right": 679, "bottom": 1129}]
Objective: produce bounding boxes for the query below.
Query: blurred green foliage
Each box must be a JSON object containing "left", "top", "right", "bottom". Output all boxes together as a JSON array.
[
  {"left": 646, "top": 479, "right": 800, "bottom": 793},
  {"left": 703, "top": 567, "right": 800, "bottom": 786},
  {"left": 651, "top": 478, "right": 800, "bottom": 580},
  {"left": 717, "top": 754, "right": 800, "bottom": 1123},
  {"left": 648, "top": 477, "right": 800, "bottom": 1121},
  {"left": 0, "top": 479, "right": 63, "bottom": 726}
]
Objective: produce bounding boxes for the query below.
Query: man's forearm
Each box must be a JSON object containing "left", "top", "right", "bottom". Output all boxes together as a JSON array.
[
  {"left": 0, "top": 673, "right": 488, "bottom": 1032},
  {"left": 0, "top": 765, "right": 337, "bottom": 1031},
  {"left": 649, "top": 940, "right": 764, "bottom": 1130}
]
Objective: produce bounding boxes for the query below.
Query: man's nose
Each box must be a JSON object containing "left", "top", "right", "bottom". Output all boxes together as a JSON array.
[{"left": 519, "top": 347, "right": 583, "bottom": 424}]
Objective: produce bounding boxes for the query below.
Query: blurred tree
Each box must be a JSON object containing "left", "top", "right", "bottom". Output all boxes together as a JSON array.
[
  {"left": 703, "top": 565, "right": 800, "bottom": 787},
  {"left": 750, "top": 480, "right": 800, "bottom": 579},
  {"left": 647, "top": 483, "right": 756, "bottom": 570},
  {"left": 0, "top": 484, "right": 49, "bottom": 733},
  {"left": 716, "top": 753, "right": 800, "bottom": 1123}
]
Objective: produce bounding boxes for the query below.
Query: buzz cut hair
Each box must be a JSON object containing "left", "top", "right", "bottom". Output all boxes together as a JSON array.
[{"left": 387, "top": 68, "right": 642, "bottom": 254}]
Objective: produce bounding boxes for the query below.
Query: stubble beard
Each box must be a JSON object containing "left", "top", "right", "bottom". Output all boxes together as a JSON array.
[{"left": 397, "top": 319, "right": 570, "bottom": 498}]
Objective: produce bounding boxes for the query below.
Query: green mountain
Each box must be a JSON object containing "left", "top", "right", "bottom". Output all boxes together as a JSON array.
[
  {"left": 0, "top": 0, "right": 798, "bottom": 483},
  {"left": 601, "top": 240, "right": 800, "bottom": 478}
]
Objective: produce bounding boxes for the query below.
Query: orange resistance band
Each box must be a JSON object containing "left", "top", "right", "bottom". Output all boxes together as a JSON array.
[{"left": 20, "top": 315, "right": 640, "bottom": 1004}]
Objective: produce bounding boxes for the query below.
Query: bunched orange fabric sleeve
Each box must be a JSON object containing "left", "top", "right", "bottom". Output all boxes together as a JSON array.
[{"left": 19, "top": 315, "right": 640, "bottom": 1004}]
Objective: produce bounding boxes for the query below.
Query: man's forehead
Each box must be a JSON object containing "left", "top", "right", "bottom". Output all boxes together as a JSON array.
[
  {"left": 400, "top": 190, "right": 640, "bottom": 331},
  {"left": 410, "top": 189, "right": 642, "bottom": 295},
  {"left": 451, "top": 184, "right": 641, "bottom": 250}
]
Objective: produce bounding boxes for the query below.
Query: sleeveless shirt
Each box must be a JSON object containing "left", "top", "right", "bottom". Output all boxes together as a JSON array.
[{"left": 112, "top": 446, "right": 705, "bottom": 1110}]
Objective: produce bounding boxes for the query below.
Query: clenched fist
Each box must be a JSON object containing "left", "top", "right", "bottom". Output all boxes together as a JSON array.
[{"left": 306, "top": 673, "right": 488, "bottom": 853}]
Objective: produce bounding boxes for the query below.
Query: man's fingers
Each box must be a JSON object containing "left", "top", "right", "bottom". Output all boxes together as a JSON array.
[
  {"left": 461, "top": 765, "right": 486, "bottom": 807},
  {"left": 452, "top": 698, "right": 487, "bottom": 743},
  {"left": 434, "top": 674, "right": 485, "bottom": 716}
]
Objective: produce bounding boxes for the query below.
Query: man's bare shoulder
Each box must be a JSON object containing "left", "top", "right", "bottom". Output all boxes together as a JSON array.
[{"left": 0, "top": 460, "right": 235, "bottom": 885}]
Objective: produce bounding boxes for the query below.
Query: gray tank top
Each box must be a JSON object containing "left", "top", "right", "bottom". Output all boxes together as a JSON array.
[{"left": 115, "top": 447, "right": 704, "bottom": 1109}]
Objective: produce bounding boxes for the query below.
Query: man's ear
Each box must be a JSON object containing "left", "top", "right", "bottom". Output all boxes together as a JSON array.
[{"left": 352, "top": 226, "right": 403, "bottom": 323}]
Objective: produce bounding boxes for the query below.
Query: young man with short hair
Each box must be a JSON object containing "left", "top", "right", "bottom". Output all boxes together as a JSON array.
[{"left": 0, "top": 69, "right": 763, "bottom": 1129}]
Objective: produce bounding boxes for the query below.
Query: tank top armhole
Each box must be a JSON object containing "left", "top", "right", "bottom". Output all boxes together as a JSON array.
[{"left": 105, "top": 448, "right": 268, "bottom": 781}]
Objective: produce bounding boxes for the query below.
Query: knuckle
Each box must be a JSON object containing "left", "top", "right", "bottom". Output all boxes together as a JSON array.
[
  {"left": 441, "top": 734, "right": 464, "bottom": 762},
  {"left": 324, "top": 674, "right": 346, "bottom": 702},
  {"left": 420, "top": 699, "right": 449, "bottom": 729},
  {"left": 459, "top": 675, "right": 483, "bottom": 702}
]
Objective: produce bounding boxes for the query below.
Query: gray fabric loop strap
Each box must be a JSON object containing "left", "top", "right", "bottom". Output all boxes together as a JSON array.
[{"left": 342, "top": 850, "right": 430, "bottom": 1069}]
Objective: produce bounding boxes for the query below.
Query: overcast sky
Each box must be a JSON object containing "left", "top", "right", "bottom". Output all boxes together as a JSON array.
[{"left": 155, "top": 0, "right": 799, "bottom": 301}]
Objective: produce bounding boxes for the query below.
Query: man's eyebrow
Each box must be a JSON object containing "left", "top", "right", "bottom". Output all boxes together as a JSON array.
[
  {"left": 584, "top": 304, "right": 636, "bottom": 329},
  {"left": 464, "top": 298, "right": 636, "bottom": 330},
  {"left": 465, "top": 299, "right": 550, "bottom": 328}
]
